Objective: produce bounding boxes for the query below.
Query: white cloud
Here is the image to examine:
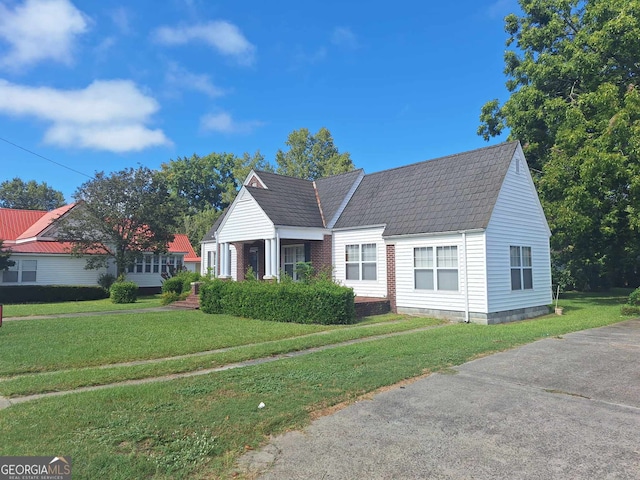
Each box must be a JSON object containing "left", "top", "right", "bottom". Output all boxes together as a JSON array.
[
  {"left": 200, "top": 112, "right": 263, "bottom": 134},
  {"left": 0, "top": 0, "right": 88, "bottom": 69},
  {"left": 165, "top": 62, "right": 225, "bottom": 98},
  {"left": 153, "top": 20, "right": 255, "bottom": 66},
  {"left": 331, "top": 27, "right": 358, "bottom": 50},
  {"left": 0, "top": 79, "right": 171, "bottom": 152},
  {"left": 109, "top": 6, "right": 132, "bottom": 34}
]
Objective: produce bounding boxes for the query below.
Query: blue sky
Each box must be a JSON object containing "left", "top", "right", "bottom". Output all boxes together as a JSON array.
[{"left": 0, "top": 0, "right": 520, "bottom": 203}]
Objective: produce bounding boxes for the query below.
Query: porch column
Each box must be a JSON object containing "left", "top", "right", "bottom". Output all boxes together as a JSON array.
[
  {"left": 220, "top": 242, "right": 230, "bottom": 278},
  {"left": 271, "top": 237, "right": 278, "bottom": 279},
  {"left": 264, "top": 239, "right": 272, "bottom": 279}
]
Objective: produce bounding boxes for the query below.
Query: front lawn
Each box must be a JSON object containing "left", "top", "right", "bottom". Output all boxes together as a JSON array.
[
  {"left": 2, "top": 295, "right": 164, "bottom": 317},
  {"left": 0, "top": 291, "right": 633, "bottom": 479}
]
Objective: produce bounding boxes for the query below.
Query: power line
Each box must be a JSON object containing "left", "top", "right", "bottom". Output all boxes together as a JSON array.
[{"left": 0, "top": 136, "right": 94, "bottom": 179}]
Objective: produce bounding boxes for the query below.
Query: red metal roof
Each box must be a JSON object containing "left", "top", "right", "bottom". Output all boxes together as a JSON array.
[
  {"left": 2, "top": 207, "right": 200, "bottom": 260},
  {"left": 170, "top": 234, "right": 201, "bottom": 262},
  {"left": 0, "top": 208, "right": 47, "bottom": 241},
  {"left": 8, "top": 241, "right": 76, "bottom": 254}
]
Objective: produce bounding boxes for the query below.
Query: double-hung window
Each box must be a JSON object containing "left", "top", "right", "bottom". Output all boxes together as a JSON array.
[
  {"left": 414, "top": 246, "right": 458, "bottom": 291},
  {"left": 1, "top": 260, "right": 36, "bottom": 283},
  {"left": 345, "top": 244, "right": 377, "bottom": 280},
  {"left": 510, "top": 246, "right": 533, "bottom": 290}
]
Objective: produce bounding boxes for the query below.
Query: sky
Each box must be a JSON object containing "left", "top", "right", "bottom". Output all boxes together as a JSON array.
[{"left": 0, "top": 0, "right": 521, "bottom": 203}]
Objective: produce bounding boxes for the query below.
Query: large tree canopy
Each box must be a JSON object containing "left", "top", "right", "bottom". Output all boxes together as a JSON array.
[
  {"left": 0, "top": 178, "right": 65, "bottom": 211},
  {"left": 275, "top": 127, "right": 354, "bottom": 180},
  {"left": 479, "top": 0, "right": 640, "bottom": 289},
  {"left": 56, "top": 167, "right": 180, "bottom": 277}
]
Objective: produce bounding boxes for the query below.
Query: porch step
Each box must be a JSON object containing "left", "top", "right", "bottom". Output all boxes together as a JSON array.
[{"left": 168, "top": 294, "right": 200, "bottom": 310}]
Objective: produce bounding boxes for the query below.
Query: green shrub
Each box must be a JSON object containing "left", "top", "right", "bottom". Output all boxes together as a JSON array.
[
  {"left": 162, "top": 276, "right": 185, "bottom": 295},
  {"left": 162, "top": 271, "right": 202, "bottom": 295},
  {"left": 200, "top": 279, "right": 355, "bottom": 324},
  {"left": 0, "top": 285, "right": 109, "bottom": 304},
  {"left": 160, "top": 291, "right": 186, "bottom": 305},
  {"left": 621, "top": 305, "right": 640, "bottom": 316},
  {"left": 628, "top": 287, "right": 640, "bottom": 306},
  {"left": 110, "top": 281, "right": 138, "bottom": 304}
]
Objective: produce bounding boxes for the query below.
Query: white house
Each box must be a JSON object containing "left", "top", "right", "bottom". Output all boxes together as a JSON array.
[
  {"left": 201, "top": 141, "right": 552, "bottom": 324},
  {"left": 0, "top": 203, "right": 200, "bottom": 291}
]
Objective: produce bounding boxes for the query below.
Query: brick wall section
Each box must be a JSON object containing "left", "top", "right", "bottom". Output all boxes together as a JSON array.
[
  {"left": 234, "top": 242, "right": 245, "bottom": 280},
  {"left": 355, "top": 299, "right": 390, "bottom": 318},
  {"left": 386, "top": 244, "right": 397, "bottom": 313},
  {"left": 310, "top": 235, "right": 333, "bottom": 276}
]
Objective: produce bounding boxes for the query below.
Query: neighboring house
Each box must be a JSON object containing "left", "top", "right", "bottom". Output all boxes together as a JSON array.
[
  {"left": 0, "top": 203, "right": 200, "bottom": 290},
  {"left": 201, "top": 141, "right": 552, "bottom": 324}
]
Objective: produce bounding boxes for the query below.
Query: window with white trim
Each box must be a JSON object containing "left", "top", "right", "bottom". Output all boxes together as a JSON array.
[
  {"left": 283, "top": 245, "right": 305, "bottom": 280},
  {"left": 414, "top": 246, "right": 458, "bottom": 291},
  {"left": 1, "top": 260, "right": 36, "bottom": 283},
  {"left": 127, "top": 254, "right": 182, "bottom": 274},
  {"left": 345, "top": 243, "right": 377, "bottom": 280},
  {"left": 510, "top": 246, "right": 533, "bottom": 290}
]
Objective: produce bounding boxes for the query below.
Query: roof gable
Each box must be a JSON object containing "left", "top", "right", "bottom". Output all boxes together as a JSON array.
[
  {"left": 16, "top": 203, "right": 77, "bottom": 241},
  {"left": 334, "top": 141, "right": 520, "bottom": 236},
  {"left": 245, "top": 171, "right": 324, "bottom": 228},
  {"left": 314, "top": 169, "right": 364, "bottom": 227}
]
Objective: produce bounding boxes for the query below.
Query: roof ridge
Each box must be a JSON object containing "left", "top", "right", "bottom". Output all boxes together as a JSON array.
[{"left": 363, "top": 141, "right": 519, "bottom": 178}]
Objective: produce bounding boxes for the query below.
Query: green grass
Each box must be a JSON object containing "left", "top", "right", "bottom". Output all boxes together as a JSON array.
[
  {"left": 0, "top": 291, "right": 633, "bottom": 480},
  {"left": 2, "top": 295, "right": 164, "bottom": 317},
  {"left": 0, "top": 315, "right": 442, "bottom": 397}
]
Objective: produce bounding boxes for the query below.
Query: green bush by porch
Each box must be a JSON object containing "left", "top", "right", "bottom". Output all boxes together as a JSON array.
[{"left": 200, "top": 279, "right": 356, "bottom": 324}]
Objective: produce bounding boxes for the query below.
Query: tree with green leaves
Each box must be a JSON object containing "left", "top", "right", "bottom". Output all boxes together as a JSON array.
[
  {"left": 0, "top": 178, "right": 65, "bottom": 210},
  {"left": 55, "top": 167, "right": 180, "bottom": 277},
  {"left": 0, "top": 240, "right": 14, "bottom": 271},
  {"left": 479, "top": 0, "right": 640, "bottom": 289},
  {"left": 275, "top": 127, "right": 354, "bottom": 180}
]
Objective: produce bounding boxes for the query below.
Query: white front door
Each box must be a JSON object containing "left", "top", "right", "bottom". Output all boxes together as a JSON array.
[{"left": 283, "top": 245, "right": 305, "bottom": 280}]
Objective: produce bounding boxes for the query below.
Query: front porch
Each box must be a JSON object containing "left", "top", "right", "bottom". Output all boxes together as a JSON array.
[{"left": 218, "top": 234, "right": 333, "bottom": 281}]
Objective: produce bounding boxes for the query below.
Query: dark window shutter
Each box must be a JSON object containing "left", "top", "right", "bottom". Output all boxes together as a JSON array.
[{"left": 304, "top": 242, "right": 311, "bottom": 263}]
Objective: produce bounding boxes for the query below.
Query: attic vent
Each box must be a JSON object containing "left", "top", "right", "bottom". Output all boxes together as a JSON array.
[{"left": 515, "top": 158, "right": 520, "bottom": 174}]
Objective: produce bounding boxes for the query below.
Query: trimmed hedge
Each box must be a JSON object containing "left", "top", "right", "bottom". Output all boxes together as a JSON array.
[
  {"left": 162, "top": 272, "right": 202, "bottom": 295},
  {"left": 0, "top": 285, "right": 109, "bottom": 304},
  {"left": 200, "top": 279, "right": 356, "bottom": 325},
  {"left": 110, "top": 281, "right": 138, "bottom": 304}
]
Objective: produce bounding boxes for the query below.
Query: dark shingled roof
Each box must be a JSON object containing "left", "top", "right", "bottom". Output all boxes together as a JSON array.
[
  {"left": 247, "top": 171, "right": 323, "bottom": 227},
  {"left": 315, "top": 169, "right": 364, "bottom": 225},
  {"left": 334, "top": 141, "right": 519, "bottom": 236}
]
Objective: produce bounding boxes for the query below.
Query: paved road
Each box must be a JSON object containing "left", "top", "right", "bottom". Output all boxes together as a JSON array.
[{"left": 239, "top": 319, "right": 640, "bottom": 479}]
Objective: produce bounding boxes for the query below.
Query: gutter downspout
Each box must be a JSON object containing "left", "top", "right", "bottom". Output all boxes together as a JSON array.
[
  {"left": 463, "top": 232, "right": 470, "bottom": 323},
  {"left": 214, "top": 235, "right": 219, "bottom": 278}
]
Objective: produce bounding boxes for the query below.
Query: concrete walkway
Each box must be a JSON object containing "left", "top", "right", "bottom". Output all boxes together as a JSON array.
[{"left": 237, "top": 319, "right": 640, "bottom": 480}]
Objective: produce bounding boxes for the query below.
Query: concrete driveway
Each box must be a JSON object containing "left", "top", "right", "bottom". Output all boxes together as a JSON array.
[{"left": 239, "top": 319, "right": 640, "bottom": 479}]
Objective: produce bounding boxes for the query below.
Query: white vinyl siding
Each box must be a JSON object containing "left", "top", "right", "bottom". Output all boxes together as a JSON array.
[
  {"left": 217, "top": 191, "right": 274, "bottom": 243},
  {"left": 201, "top": 242, "right": 217, "bottom": 277},
  {"left": 1, "top": 254, "right": 106, "bottom": 286},
  {"left": 333, "top": 227, "right": 386, "bottom": 297},
  {"left": 485, "top": 147, "right": 552, "bottom": 313},
  {"left": 395, "top": 234, "right": 468, "bottom": 313}
]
